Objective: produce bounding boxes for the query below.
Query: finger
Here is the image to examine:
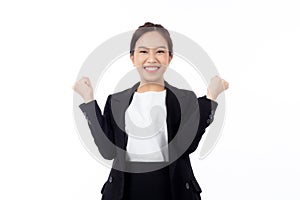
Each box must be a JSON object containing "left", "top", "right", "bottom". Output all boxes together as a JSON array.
[
  {"left": 85, "top": 80, "right": 91, "bottom": 86},
  {"left": 81, "top": 76, "right": 90, "bottom": 82},
  {"left": 211, "top": 75, "right": 218, "bottom": 81},
  {"left": 224, "top": 81, "right": 229, "bottom": 89},
  {"left": 84, "top": 78, "right": 91, "bottom": 86},
  {"left": 80, "top": 77, "right": 90, "bottom": 85}
]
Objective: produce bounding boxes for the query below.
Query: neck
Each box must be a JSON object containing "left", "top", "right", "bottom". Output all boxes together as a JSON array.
[{"left": 137, "top": 79, "right": 165, "bottom": 93}]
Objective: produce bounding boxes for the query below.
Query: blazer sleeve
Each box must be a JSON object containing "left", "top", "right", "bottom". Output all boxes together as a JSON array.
[
  {"left": 79, "top": 95, "right": 116, "bottom": 160},
  {"left": 184, "top": 95, "right": 218, "bottom": 155}
]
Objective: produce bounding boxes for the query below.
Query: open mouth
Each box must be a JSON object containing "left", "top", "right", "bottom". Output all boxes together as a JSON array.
[{"left": 143, "top": 66, "right": 160, "bottom": 73}]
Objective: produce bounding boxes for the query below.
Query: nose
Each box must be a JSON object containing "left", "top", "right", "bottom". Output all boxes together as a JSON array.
[{"left": 147, "top": 50, "right": 157, "bottom": 63}]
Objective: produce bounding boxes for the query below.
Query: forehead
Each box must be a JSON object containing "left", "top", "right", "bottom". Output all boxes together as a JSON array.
[{"left": 135, "top": 31, "right": 168, "bottom": 48}]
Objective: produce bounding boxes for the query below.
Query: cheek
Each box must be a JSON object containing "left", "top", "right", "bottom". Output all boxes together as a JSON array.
[
  {"left": 134, "top": 56, "right": 144, "bottom": 64},
  {"left": 160, "top": 56, "right": 170, "bottom": 64}
]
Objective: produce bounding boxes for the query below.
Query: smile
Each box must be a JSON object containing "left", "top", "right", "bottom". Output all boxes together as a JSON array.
[{"left": 143, "top": 66, "right": 160, "bottom": 72}]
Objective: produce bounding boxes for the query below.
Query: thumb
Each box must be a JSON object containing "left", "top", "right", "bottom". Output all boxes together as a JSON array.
[{"left": 223, "top": 81, "right": 229, "bottom": 90}]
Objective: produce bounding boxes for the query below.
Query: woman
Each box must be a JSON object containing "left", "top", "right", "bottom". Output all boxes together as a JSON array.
[{"left": 73, "top": 22, "right": 229, "bottom": 200}]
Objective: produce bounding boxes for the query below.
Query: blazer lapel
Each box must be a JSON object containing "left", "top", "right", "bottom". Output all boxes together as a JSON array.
[{"left": 110, "top": 81, "right": 139, "bottom": 150}]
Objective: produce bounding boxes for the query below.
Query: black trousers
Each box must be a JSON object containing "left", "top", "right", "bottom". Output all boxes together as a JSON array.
[{"left": 123, "top": 162, "right": 172, "bottom": 200}]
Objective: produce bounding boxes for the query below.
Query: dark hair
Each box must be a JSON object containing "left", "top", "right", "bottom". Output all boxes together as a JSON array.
[{"left": 130, "top": 22, "right": 173, "bottom": 56}]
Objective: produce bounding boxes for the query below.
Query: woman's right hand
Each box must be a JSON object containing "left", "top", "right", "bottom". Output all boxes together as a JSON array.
[{"left": 72, "top": 76, "right": 94, "bottom": 103}]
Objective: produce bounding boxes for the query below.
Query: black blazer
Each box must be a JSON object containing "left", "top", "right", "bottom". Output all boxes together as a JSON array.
[{"left": 79, "top": 80, "right": 218, "bottom": 200}]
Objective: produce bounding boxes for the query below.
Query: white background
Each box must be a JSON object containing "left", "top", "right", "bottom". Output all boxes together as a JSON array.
[{"left": 1, "top": 0, "right": 300, "bottom": 199}]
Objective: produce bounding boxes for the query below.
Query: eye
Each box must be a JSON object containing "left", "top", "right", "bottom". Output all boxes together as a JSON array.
[
  {"left": 157, "top": 49, "right": 166, "bottom": 54},
  {"left": 139, "top": 50, "right": 148, "bottom": 54}
]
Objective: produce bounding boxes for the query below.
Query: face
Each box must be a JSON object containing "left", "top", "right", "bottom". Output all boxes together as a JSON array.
[{"left": 130, "top": 31, "right": 172, "bottom": 86}]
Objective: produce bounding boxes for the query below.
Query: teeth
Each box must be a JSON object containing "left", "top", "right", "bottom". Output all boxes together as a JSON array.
[{"left": 144, "top": 67, "right": 159, "bottom": 71}]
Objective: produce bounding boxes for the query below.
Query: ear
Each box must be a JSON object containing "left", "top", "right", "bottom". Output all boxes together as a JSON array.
[
  {"left": 168, "top": 54, "right": 173, "bottom": 64},
  {"left": 130, "top": 54, "right": 134, "bottom": 64}
]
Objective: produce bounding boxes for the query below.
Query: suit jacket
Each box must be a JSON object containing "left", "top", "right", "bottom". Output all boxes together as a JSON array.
[{"left": 79, "top": 80, "right": 218, "bottom": 200}]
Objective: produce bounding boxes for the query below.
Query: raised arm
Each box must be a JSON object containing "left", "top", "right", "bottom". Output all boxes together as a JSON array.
[
  {"left": 73, "top": 77, "right": 116, "bottom": 160},
  {"left": 185, "top": 75, "right": 229, "bottom": 155}
]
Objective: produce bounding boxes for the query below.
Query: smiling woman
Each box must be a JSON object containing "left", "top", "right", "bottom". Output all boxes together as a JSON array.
[
  {"left": 72, "top": 22, "right": 229, "bottom": 200},
  {"left": 130, "top": 23, "right": 174, "bottom": 93}
]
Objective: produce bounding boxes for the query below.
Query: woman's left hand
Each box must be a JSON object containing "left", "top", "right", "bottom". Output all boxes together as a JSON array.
[{"left": 206, "top": 75, "right": 229, "bottom": 101}]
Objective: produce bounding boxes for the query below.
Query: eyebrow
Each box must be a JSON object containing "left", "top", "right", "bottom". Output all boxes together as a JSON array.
[{"left": 137, "top": 46, "right": 167, "bottom": 49}]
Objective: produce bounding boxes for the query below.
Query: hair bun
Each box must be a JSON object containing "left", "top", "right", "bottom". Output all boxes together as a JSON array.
[{"left": 139, "top": 22, "right": 164, "bottom": 29}]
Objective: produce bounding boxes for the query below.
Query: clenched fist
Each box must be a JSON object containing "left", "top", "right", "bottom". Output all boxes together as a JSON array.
[
  {"left": 72, "top": 76, "right": 94, "bottom": 103},
  {"left": 206, "top": 75, "right": 229, "bottom": 101}
]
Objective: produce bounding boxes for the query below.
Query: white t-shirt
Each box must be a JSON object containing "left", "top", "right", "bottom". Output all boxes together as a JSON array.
[{"left": 125, "top": 90, "right": 169, "bottom": 162}]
